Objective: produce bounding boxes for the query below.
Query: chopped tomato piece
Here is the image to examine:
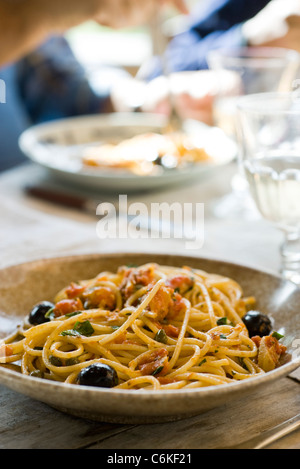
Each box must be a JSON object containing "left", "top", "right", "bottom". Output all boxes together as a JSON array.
[
  {"left": 150, "top": 287, "right": 188, "bottom": 321},
  {"left": 134, "top": 267, "right": 155, "bottom": 286},
  {"left": 252, "top": 336, "right": 261, "bottom": 348},
  {"left": 137, "top": 348, "right": 169, "bottom": 376},
  {"left": 150, "top": 286, "right": 173, "bottom": 321},
  {"left": 166, "top": 275, "right": 194, "bottom": 294},
  {"left": 154, "top": 321, "right": 180, "bottom": 338},
  {"left": 170, "top": 292, "right": 187, "bottom": 318},
  {"left": 65, "top": 282, "right": 86, "bottom": 299},
  {"left": 162, "top": 324, "right": 180, "bottom": 338},
  {"left": 121, "top": 266, "right": 156, "bottom": 299},
  {"left": 53, "top": 298, "right": 83, "bottom": 317},
  {"left": 157, "top": 377, "right": 177, "bottom": 385},
  {"left": 83, "top": 286, "right": 116, "bottom": 310}
]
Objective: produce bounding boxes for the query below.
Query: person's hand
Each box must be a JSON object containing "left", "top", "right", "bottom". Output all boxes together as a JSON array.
[
  {"left": 0, "top": 0, "right": 187, "bottom": 69},
  {"left": 48, "top": 0, "right": 188, "bottom": 32},
  {"left": 242, "top": 0, "right": 300, "bottom": 52},
  {"left": 95, "top": 0, "right": 188, "bottom": 29}
]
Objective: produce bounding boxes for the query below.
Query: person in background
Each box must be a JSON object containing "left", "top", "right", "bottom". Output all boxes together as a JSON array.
[
  {"left": 0, "top": 0, "right": 187, "bottom": 172},
  {"left": 121, "top": 0, "right": 300, "bottom": 124},
  {"left": 0, "top": 36, "right": 120, "bottom": 171},
  {"left": 139, "top": 0, "right": 300, "bottom": 78}
]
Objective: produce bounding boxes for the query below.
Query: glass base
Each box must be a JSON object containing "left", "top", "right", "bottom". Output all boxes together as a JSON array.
[
  {"left": 280, "top": 269, "right": 300, "bottom": 286},
  {"left": 212, "top": 192, "right": 259, "bottom": 220},
  {"left": 280, "top": 232, "right": 300, "bottom": 287},
  {"left": 212, "top": 174, "right": 260, "bottom": 221}
]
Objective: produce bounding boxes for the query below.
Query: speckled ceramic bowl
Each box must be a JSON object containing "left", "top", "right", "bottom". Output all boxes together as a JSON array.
[{"left": 0, "top": 253, "right": 300, "bottom": 424}]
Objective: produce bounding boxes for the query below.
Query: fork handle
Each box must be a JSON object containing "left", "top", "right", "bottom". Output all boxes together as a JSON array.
[{"left": 232, "top": 413, "right": 300, "bottom": 449}]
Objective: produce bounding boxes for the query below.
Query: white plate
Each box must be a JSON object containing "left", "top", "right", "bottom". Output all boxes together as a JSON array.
[
  {"left": 0, "top": 253, "right": 299, "bottom": 424},
  {"left": 19, "top": 113, "right": 237, "bottom": 192}
]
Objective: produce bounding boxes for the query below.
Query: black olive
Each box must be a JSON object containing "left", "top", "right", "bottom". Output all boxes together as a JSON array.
[
  {"left": 28, "top": 301, "right": 54, "bottom": 325},
  {"left": 78, "top": 363, "right": 119, "bottom": 388},
  {"left": 242, "top": 310, "right": 272, "bottom": 337}
]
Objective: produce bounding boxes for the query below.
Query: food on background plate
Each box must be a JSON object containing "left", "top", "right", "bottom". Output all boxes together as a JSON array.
[
  {"left": 0, "top": 263, "right": 286, "bottom": 390},
  {"left": 82, "top": 132, "right": 212, "bottom": 175}
]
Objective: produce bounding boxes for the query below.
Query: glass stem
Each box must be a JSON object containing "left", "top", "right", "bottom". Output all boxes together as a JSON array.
[{"left": 280, "top": 230, "right": 300, "bottom": 286}]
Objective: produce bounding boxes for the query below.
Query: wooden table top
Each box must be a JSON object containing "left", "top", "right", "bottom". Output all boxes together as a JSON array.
[{"left": 0, "top": 162, "right": 299, "bottom": 450}]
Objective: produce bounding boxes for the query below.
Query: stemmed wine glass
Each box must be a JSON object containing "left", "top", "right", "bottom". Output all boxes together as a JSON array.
[
  {"left": 207, "top": 47, "right": 300, "bottom": 220},
  {"left": 237, "top": 91, "right": 300, "bottom": 286}
]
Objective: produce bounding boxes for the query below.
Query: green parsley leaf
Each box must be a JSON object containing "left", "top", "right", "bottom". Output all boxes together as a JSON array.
[
  {"left": 45, "top": 308, "right": 55, "bottom": 320},
  {"left": 61, "top": 329, "right": 81, "bottom": 338},
  {"left": 152, "top": 365, "right": 164, "bottom": 376},
  {"left": 217, "top": 317, "right": 228, "bottom": 326},
  {"left": 65, "top": 311, "right": 82, "bottom": 318},
  {"left": 61, "top": 320, "right": 94, "bottom": 338},
  {"left": 272, "top": 331, "right": 284, "bottom": 340}
]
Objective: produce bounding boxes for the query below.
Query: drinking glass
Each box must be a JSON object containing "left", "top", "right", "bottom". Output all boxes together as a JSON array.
[
  {"left": 237, "top": 92, "right": 300, "bottom": 285},
  {"left": 207, "top": 47, "right": 300, "bottom": 219}
]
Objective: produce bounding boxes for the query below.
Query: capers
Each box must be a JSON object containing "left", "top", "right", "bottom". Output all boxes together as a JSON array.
[
  {"left": 30, "top": 370, "right": 44, "bottom": 379},
  {"left": 49, "top": 355, "right": 62, "bottom": 367},
  {"left": 155, "top": 329, "right": 168, "bottom": 344}
]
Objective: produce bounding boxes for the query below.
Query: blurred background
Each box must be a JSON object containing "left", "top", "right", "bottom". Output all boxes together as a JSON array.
[{"left": 66, "top": 0, "right": 200, "bottom": 77}]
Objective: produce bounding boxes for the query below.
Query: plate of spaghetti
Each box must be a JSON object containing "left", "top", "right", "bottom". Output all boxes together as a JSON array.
[{"left": 0, "top": 253, "right": 299, "bottom": 423}]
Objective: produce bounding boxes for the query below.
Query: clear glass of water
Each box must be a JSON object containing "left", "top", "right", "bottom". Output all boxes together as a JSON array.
[
  {"left": 208, "top": 47, "right": 300, "bottom": 139},
  {"left": 207, "top": 47, "right": 300, "bottom": 220},
  {"left": 237, "top": 92, "right": 300, "bottom": 285}
]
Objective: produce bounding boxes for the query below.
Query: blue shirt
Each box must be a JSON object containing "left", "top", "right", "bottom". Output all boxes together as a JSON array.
[
  {"left": 0, "top": 36, "right": 112, "bottom": 172},
  {"left": 0, "top": 64, "right": 31, "bottom": 171},
  {"left": 143, "top": 0, "right": 271, "bottom": 80}
]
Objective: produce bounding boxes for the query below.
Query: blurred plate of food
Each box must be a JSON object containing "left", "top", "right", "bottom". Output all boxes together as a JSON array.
[{"left": 19, "top": 113, "right": 237, "bottom": 192}]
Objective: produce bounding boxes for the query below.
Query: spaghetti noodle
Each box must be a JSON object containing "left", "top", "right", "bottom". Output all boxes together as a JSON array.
[{"left": 0, "top": 263, "right": 286, "bottom": 390}]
